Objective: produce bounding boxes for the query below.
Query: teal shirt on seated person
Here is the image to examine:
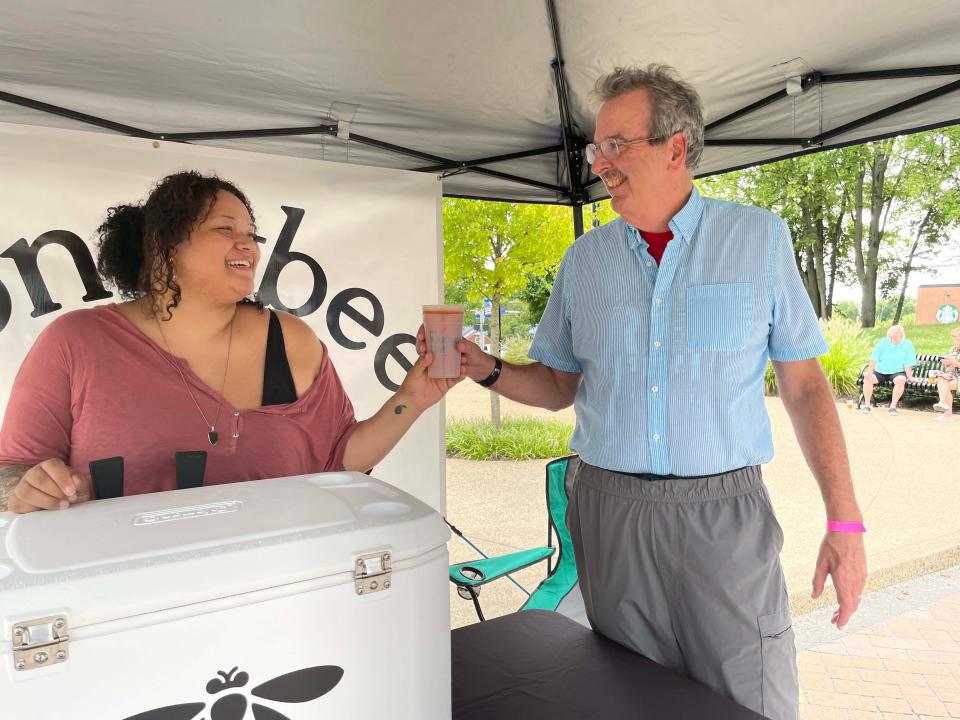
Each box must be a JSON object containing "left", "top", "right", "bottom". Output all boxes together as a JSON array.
[{"left": 870, "top": 337, "right": 917, "bottom": 374}]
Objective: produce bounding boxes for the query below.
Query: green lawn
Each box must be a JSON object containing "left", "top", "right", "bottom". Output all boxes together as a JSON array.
[{"left": 861, "top": 321, "right": 960, "bottom": 356}]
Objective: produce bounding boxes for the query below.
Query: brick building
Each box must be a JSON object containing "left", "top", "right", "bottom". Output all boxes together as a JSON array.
[{"left": 916, "top": 283, "right": 960, "bottom": 325}]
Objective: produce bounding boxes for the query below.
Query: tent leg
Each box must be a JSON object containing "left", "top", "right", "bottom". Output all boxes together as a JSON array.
[{"left": 572, "top": 204, "right": 584, "bottom": 240}]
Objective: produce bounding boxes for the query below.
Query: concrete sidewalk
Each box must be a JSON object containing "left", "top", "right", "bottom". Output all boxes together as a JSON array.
[
  {"left": 794, "top": 565, "right": 960, "bottom": 719},
  {"left": 444, "top": 382, "right": 960, "bottom": 717},
  {"left": 444, "top": 381, "right": 960, "bottom": 627}
]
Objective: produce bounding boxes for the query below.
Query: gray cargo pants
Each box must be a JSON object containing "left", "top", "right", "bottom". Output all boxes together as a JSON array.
[{"left": 567, "top": 461, "right": 799, "bottom": 720}]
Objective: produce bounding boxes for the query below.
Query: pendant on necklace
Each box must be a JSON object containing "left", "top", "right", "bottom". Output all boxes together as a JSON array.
[{"left": 208, "top": 429, "right": 219, "bottom": 446}]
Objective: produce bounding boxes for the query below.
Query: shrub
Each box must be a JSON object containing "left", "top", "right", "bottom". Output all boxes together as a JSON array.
[
  {"left": 446, "top": 417, "right": 573, "bottom": 460},
  {"left": 764, "top": 360, "right": 778, "bottom": 396},
  {"left": 503, "top": 335, "right": 535, "bottom": 365},
  {"left": 764, "top": 319, "right": 871, "bottom": 398},
  {"left": 817, "top": 318, "right": 873, "bottom": 397}
]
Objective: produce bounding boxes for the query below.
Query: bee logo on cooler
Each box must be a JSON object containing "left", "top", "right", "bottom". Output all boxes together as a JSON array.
[{"left": 121, "top": 664, "right": 344, "bottom": 720}]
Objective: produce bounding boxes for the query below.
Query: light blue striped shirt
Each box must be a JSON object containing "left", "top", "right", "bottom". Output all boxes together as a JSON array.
[{"left": 530, "top": 186, "right": 827, "bottom": 476}]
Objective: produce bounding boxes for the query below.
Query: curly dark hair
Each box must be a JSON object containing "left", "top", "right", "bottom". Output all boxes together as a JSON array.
[{"left": 96, "top": 171, "right": 256, "bottom": 319}]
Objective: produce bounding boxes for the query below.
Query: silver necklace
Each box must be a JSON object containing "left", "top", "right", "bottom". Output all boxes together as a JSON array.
[{"left": 155, "top": 309, "right": 236, "bottom": 446}]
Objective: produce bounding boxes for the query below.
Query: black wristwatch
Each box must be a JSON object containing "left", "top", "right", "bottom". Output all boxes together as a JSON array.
[{"left": 477, "top": 356, "right": 503, "bottom": 388}]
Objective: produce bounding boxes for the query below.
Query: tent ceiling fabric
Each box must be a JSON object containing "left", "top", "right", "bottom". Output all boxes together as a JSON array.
[{"left": 1, "top": 0, "right": 959, "bottom": 204}]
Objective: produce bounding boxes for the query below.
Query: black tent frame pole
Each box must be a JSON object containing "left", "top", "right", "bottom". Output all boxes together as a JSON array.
[
  {"left": 0, "top": 93, "right": 561, "bottom": 195},
  {"left": 414, "top": 144, "right": 563, "bottom": 173},
  {"left": 572, "top": 203, "right": 584, "bottom": 240},
  {"left": 701, "top": 78, "right": 960, "bottom": 149},
  {"left": 160, "top": 125, "right": 338, "bottom": 141},
  {"left": 818, "top": 66, "right": 960, "bottom": 83},
  {"left": 811, "top": 77, "right": 960, "bottom": 145},
  {"left": 696, "top": 115, "right": 960, "bottom": 180},
  {"left": 3, "top": 61, "right": 959, "bottom": 202},
  {"left": 0, "top": 89, "right": 155, "bottom": 138},
  {"left": 545, "top": 0, "right": 586, "bottom": 235},
  {"left": 705, "top": 89, "right": 789, "bottom": 132},
  {"left": 705, "top": 65, "right": 960, "bottom": 134}
]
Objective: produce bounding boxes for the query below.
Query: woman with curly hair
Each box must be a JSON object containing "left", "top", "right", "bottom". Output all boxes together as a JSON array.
[{"left": 0, "top": 171, "right": 458, "bottom": 512}]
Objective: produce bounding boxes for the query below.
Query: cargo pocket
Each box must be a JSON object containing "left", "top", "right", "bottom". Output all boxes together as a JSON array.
[
  {"left": 758, "top": 610, "right": 799, "bottom": 719},
  {"left": 686, "top": 283, "right": 754, "bottom": 351}
]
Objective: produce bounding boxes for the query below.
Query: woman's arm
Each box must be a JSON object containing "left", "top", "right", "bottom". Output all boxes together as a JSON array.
[
  {"left": 0, "top": 465, "right": 29, "bottom": 511},
  {"left": 342, "top": 354, "right": 460, "bottom": 472}
]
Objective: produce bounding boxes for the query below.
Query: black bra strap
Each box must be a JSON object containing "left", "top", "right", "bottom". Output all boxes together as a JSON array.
[{"left": 262, "top": 310, "right": 298, "bottom": 406}]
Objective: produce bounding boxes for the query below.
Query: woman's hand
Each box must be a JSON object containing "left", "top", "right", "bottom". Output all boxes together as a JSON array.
[
  {"left": 415, "top": 323, "right": 494, "bottom": 383},
  {"left": 5, "top": 459, "right": 93, "bottom": 514},
  {"left": 396, "top": 352, "right": 463, "bottom": 413}
]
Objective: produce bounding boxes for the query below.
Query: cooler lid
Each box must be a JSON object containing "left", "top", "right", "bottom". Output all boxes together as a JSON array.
[{"left": 0, "top": 472, "right": 449, "bottom": 628}]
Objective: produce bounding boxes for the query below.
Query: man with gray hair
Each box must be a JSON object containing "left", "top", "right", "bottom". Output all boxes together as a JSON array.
[{"left": 439, "top": 64, "right": 866, "bottom": 719}]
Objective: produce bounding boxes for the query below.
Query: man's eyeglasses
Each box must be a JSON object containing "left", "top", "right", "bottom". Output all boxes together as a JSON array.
[{"left": 585, "top": 135, "right": 665, "bottom": 164}]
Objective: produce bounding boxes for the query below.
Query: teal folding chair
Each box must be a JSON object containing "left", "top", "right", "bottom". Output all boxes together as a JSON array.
[{"left": 449, "top": 454, "right": 579, "bottom": 622}]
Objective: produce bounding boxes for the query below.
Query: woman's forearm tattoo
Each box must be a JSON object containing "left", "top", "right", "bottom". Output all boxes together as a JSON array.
[{"left": 0, "top": 465, "right": 28, "bottom": 512}]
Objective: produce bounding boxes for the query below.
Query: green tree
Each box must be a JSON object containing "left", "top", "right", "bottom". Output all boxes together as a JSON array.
[
  {"left": 884, "top": 127, "right": 960, "bottom": 324},
  {"left": 700, "top": 129, "right": 960, "bottom": 328},
  {"left": 443, "top": 199, "right": 571, "bottom": 427},
  {"left": 833, "top": 300, "right": 860, "bottom": 322},
  {"left": 517, "top": 269, "right": 556, "bottom": 325},
  {"left": 700, "top": 151, "right": 850, "bottom": 319}
]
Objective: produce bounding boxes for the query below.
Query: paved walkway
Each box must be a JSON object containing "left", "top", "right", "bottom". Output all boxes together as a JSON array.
[
  {"left": 443, "top": 382, "right": 960, "bottom": 716},
  {"left": 795, "top": 566, "right": 960, "bottom": 719}
]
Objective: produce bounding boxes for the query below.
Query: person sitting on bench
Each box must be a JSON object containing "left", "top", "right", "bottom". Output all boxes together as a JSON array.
[
  {"left": 932, "top": 327, "right": 960, "bottom": 422},
  {"left": 861, "top": 324, "right": 917, "bottom": 416}
]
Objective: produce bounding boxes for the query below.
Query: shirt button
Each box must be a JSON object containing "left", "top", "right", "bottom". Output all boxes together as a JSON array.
[
  {"left": 655, "top": 298, "right": 663, "bottom": 305},
  {"left": 645, "top": 261, "right": 652, "bottom": 268},
  {"left": 652, "top": 433, "right": 661, "bottom": 442},
  {"left": 653, "top": 340, "right": 662, "bottom": 348},
  {"left": 232, "top": 431, "right": 240, "bottom": 438},
  {"left": 651, "top": 385, "right": 659, "bottom": 393},
  {"left": 233, "top": 410, "right": 241, "bottom": 417}
]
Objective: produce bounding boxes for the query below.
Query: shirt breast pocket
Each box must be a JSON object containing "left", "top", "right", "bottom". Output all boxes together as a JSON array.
[{"left": 686, "top": 283, "right": 755, "bottom": 351}]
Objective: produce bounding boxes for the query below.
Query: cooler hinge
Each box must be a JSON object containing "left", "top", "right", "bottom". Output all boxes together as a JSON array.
[
  {"left": 355, "top": 551, "right": 392, "bottom": 595},
  {"left": 12, "top": 614, "right": 70, "bottom": 671}
]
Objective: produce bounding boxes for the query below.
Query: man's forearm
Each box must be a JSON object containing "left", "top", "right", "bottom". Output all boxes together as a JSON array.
[
  {"left": 0, "top": 465, "right": 28, "bottom": 512},
  {"left": 486, "top": 359, "right": 580, "bottom": 411}
]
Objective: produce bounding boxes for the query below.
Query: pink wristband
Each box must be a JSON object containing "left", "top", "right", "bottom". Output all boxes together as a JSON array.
[{"left": 827, "top": 520, "right": 866, "bottom": 533}]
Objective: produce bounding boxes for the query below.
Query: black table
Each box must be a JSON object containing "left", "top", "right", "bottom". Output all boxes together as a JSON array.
[{"left": 452, "top": 610, "right": 767, "bottom": 720}]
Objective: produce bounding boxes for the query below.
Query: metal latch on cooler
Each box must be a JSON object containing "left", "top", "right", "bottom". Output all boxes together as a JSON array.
[
  {"left": 11, "top": 615, "right": 69, "bottom": 671},
  {"left": 355, "top": 551, "right": 392, "bottom": 595}
]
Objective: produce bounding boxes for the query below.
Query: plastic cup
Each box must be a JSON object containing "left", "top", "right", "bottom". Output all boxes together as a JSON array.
[{"left": 423, "top": 304, "right": 464, "bottom": 378}]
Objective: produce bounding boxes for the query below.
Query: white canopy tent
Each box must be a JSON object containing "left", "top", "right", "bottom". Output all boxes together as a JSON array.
[{"left": 2, "top": 0, "right": 959, "bottom": 225}]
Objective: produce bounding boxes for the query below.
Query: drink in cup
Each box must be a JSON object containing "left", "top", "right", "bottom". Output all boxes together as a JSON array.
[{"left": 423, "top": 304, "right": 464, "bottom": 378}]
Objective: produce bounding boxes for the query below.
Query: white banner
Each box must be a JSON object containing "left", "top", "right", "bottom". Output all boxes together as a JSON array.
[{"left": 0, "top": 123, "right": 446, "bottom": 511}]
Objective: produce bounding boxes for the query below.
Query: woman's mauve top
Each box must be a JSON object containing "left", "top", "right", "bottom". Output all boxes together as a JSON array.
[{"left": 0, "top": 305, "right": 358, "bottom": 494}]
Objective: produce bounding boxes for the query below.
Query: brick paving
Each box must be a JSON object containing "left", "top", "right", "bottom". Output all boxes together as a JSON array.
[{"left": 797, "top": 576, "right": 960, "bottom": 719}]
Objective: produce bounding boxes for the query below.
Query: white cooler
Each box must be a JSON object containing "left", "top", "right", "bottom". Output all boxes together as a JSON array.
[{"left": 0, "top": 472, "right": 452, "bottom": 719}]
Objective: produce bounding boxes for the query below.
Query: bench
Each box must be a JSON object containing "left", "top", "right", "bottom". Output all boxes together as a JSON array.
[{"left": 856, "top": 354, "right": 952, "bottom": 409}]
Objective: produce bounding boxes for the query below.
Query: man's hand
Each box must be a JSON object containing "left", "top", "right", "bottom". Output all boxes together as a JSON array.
[
  {"left": 414, "top": 324, "right": 495, "bottom": 383},
  {"left": 6, "top": 459, "right": 93, "bottom": 514},
  {"left": 811, "top": 531, "right": 867, "bottom": 629}
]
